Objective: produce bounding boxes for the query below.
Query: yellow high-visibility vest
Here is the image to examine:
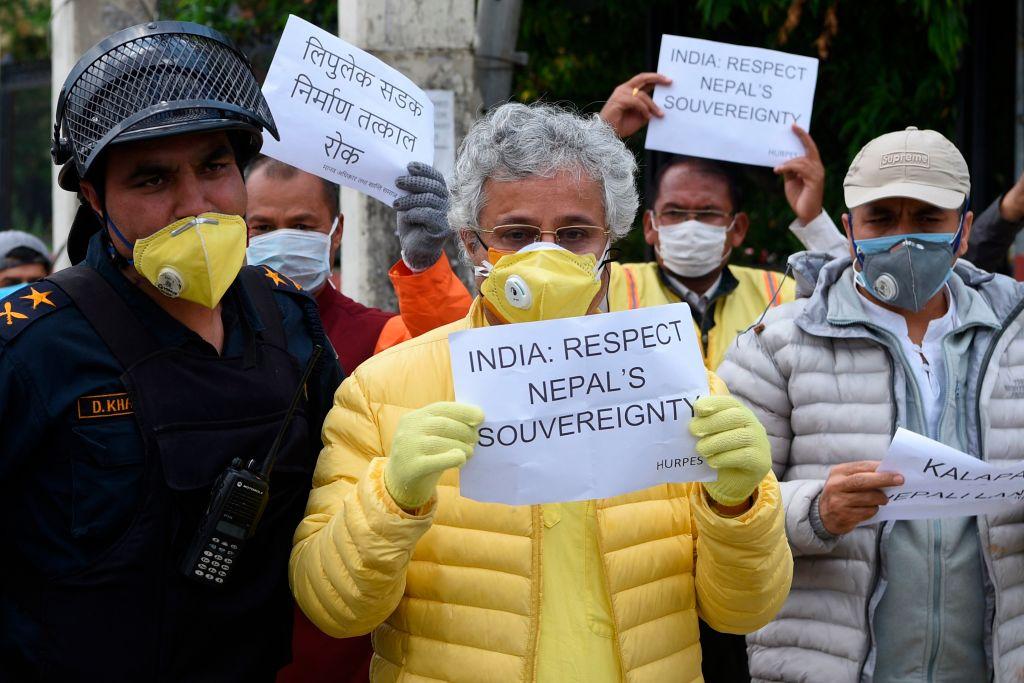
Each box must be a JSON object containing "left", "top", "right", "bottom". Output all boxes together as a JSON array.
[{"left": 608, "top": 261, "right": 794, "bottom": 369}]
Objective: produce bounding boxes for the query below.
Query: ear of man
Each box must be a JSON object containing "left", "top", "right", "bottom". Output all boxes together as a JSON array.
[
  {"left": 729, "top": 212, "right": 750, "bottom": 248},
  {"left": 79, "top": 180, "right": 104, "bottom": 218}
]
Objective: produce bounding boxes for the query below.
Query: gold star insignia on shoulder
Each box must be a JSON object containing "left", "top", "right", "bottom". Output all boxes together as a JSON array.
[
  {"left": 261, "top": 266, "right": 302, "bottom": 291},
  {"left": 20, "top": 287, "right": 55, "bottom": 310},
  {"left": 1, "top": 301, "right": 28, "bottom": 326},
  {"left": 262, "top": 266, "right": 285, "bottom": 287},
  {"left": 0, "top": 283, "right": 66, "bottom": 342}
]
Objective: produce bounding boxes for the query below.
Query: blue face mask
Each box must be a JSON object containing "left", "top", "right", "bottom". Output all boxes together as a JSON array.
[{"left": 850, "top": 206, "right": 966, "bottom": 313}]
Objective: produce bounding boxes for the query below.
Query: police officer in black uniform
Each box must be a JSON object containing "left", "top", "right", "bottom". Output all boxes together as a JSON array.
[{"left": 0, "top": 22, "right": 343, "bottom": 681}]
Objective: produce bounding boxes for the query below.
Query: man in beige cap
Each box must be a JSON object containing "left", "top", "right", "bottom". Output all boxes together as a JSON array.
[{"left": 717, "top": 127, "right": 1024, "bottom": 681}]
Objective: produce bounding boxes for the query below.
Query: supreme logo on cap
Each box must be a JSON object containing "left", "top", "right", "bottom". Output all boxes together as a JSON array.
[{"left": 880, "top": 151, "right": 930, "bottom": 169}]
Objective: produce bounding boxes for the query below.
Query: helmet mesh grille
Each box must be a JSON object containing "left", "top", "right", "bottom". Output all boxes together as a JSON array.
[{"left": 62, "top": 31, "right": 274, "bottom": 171}]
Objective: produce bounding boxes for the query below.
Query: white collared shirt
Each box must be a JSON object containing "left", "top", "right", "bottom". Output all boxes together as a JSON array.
[
  {"left": 857, "top": 285, "right": 958, "bottom": 437},
  {"left": 663, "top": 272, "right": 721, "bottom": 316},
  {"left": 789, "top": 211, "right": 849, "bottom": 259}
]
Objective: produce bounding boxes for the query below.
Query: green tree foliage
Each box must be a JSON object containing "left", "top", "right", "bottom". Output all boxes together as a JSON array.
[
  {"left": 1, "top": 0, "right": 972, "bottom": 263},
  {"left": 157, "top": 0, "right": 336, "bottom": 75},
  {"left": 8, "top": 76, "right": 51, "bottom": 237},
  {"left": 0, "top": 0, "right": 48, "bottom": 61},
  {"left": 0, "top": 0, "right": 49, "bottom": 238}
]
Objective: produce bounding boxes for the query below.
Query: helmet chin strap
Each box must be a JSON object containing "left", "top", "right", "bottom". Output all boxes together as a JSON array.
[
  {"left": 94, "top": 191, "right": 135, "bottom": 267},
  {"left": 106, "top": 214, "right": 135, "bottom": 253}
]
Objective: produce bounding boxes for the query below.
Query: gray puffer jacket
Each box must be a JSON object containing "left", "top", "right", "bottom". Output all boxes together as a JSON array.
[{"left": 718, "top": 252, "right": 1024, "bottom": 682}]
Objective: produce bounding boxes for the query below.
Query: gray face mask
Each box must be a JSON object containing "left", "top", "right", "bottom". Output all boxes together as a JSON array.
[{"left": 854, "top": 233, "right": 956, "bottom": 312}]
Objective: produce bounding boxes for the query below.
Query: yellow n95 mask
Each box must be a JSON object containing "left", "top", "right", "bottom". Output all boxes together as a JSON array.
[
  {"left": 109, "top": 212, "right": 247, "bottom": 309},
  {"left": 478, "top": 242, "right": 603, "bottom": 324}
]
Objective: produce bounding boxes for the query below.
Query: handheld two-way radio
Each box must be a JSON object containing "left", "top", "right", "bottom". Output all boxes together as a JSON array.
[{"left": 181, "top": 345, "right": 323, "bottom": 586}]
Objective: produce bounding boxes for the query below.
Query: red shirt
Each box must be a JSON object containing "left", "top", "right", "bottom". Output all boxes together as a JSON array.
[
  {"left": 277, "top": 283, "right": 392, "bottom": 683},
  {"left": 279, "top": 260, "right": 468, "bottom": 682},
  {"left": 315, "top": 283, "right": 395, "bottom": 374}
]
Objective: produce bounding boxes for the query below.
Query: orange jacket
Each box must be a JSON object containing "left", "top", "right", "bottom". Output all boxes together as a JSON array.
[{"left": 374, "top": 252, "right": 472, "bottom": 352}]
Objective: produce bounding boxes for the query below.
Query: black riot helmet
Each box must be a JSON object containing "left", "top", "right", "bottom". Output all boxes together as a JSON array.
[
  {"left": 54, "top": 21, "right": 277, "bottom": 189},
  {"left": 53, "top": 21, "right": 278, "bottom": 262}
]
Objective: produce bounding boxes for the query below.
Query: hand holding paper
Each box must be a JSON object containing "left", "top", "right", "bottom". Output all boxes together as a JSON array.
[
  {"left": 859, "top": 429, "right": 1024, "bottom": 525},
  {"left": 261, "top": 16, "right": 434, "bottom": 205},
  {"left": 393, "top": 162, "right": 450, "bottom": 272},
  {"left": 774, "top": 125, "right": 826, "bottom": 224},
  {"left": 690, "top": 396, "right": 771, "bottom": 507},
  {"left": 820, "top": 461, "right": 904, "bottom": 534},
  {"left": 645, "top": 35, "right": 819, "bottom": 168},
  {"left": 450, "top": 304, "right": 713, "bottom": 505},
  {"left": 599, "top": 72, "right": 673, "bottom": 138},
  {"left": 384, "top": 401, "right": 484, "bottom": 511}
]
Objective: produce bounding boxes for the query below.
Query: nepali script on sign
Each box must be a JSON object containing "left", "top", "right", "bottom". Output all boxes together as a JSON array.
[
  {"left": 449, "top": 304, "right": 713, "bottom": 506},
  {"left": 861, "top": 429, "right": 1024, "bottom": 525},
  {"left": 260, "top": 15, "right": 433, "bottom": 204},
  {"left": 645, "top": 35, "right": 818, "bottom": 168}
]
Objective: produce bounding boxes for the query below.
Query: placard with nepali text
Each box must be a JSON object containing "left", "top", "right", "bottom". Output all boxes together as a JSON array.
[
  {"left": 450, "top": 304, "right": 713, "bottom": 505},
  {"left": 861, "top": 429, "right": 1024, "bottom": 524},
  {"left": 645, "top": 35, "right": 818, "bottom": 168},
  {"left": 261, "top": 15, "right": 434, "bottom": 205}
]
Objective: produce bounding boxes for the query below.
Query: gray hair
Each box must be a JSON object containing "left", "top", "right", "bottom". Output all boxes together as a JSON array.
[{"left": 448, "top": 102, "right": 639, "bottom": 243}]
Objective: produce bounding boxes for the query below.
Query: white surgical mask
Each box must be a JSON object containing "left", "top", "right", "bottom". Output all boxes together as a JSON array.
[
  {"left": 246, "top": 217, "right": 338, "bottom": 291},
  {"left": 653, "top": 212, "right": 732, "bottom": 278}
]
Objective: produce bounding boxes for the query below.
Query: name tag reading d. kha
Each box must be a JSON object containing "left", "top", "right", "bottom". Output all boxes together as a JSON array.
[{"left": 77, "top": 392, "right": 134, "bottom": 420}]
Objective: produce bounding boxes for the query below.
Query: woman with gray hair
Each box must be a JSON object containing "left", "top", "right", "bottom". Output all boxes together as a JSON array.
[
  {"left": 447, "top": 102, "right": 638, "bottom": 321},
  {"left": 290, "top": 102, "right": 791, "bottom": 682}
]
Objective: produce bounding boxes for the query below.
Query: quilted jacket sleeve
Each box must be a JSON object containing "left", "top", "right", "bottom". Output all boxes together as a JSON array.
[
  {"left": 388, "top": 251, "right": 473, "bottom": 339},
  {"left": 964, "top": 193, "right": 1020, "bottom": 274},
  {"left": 689, "top": 471, "right": 792, "bottom": 634},
  {"left": 716, "top": 325, "right": 793, "bottom": 477},
  {"left": 718, "top": 317, "right": 839, "bottom": 557},
  {"left": 289, "top": 371, "right": 435, "bottom": 638}
]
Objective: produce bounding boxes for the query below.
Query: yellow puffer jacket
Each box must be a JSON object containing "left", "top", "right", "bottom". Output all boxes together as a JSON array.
[
  {"left": 290, "top": 299, "right": 792, "bottom": 683},
  {"left": 608, "top": 262, "right": 794, "bottom": 369}
]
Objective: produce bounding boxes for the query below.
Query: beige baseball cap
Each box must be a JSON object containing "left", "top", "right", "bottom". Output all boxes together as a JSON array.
[{"left": 843, "top": 126, "right": 970, "bottom": 209}]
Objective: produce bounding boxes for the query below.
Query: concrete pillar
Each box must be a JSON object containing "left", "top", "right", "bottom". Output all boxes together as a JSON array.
[
  {"left": 474, "top": 0, "right": 527, "bottom": 110},
  {"left": 338, "top": 0, "right": 480, "bottom": 310},
  {"left": 50, "top": 0, "right": 158, "bottom": 269}
]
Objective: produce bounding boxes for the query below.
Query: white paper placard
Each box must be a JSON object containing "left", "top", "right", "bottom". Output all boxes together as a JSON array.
[
  {"left": 645, "top": 35, "right": 818, "bottom": 168},
  {"left": 861, "top": 429, "right": 1024, "bottom": 524},
  {"left": 449, "top": 304, "right": 713, "bottom": 505},
  {"left": 426, "top": 90, "right": 455, "bottom": 179},
  {"left": 260, "top": 15, "right": 434, "bottom": 205}
]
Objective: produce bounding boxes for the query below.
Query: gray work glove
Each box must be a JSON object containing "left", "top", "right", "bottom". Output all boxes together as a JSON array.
[{"left": 393, "top": 162, "right": 451, "bottom": 272}]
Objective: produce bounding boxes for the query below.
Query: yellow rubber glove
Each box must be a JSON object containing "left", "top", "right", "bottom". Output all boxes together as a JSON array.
[
  {"left": 384, "top": 401, "right": 485, "bottom": 511},
  {"left": 689, "top": 395, "right": 772, "bottom": 507}
]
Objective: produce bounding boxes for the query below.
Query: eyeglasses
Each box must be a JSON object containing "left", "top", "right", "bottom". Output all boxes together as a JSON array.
[
  {"left": 476, "top": 224, "right": 611, "bottom": 253},
  {"left": 654, "top": 209, "right": 734, "bottom": 227}
]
